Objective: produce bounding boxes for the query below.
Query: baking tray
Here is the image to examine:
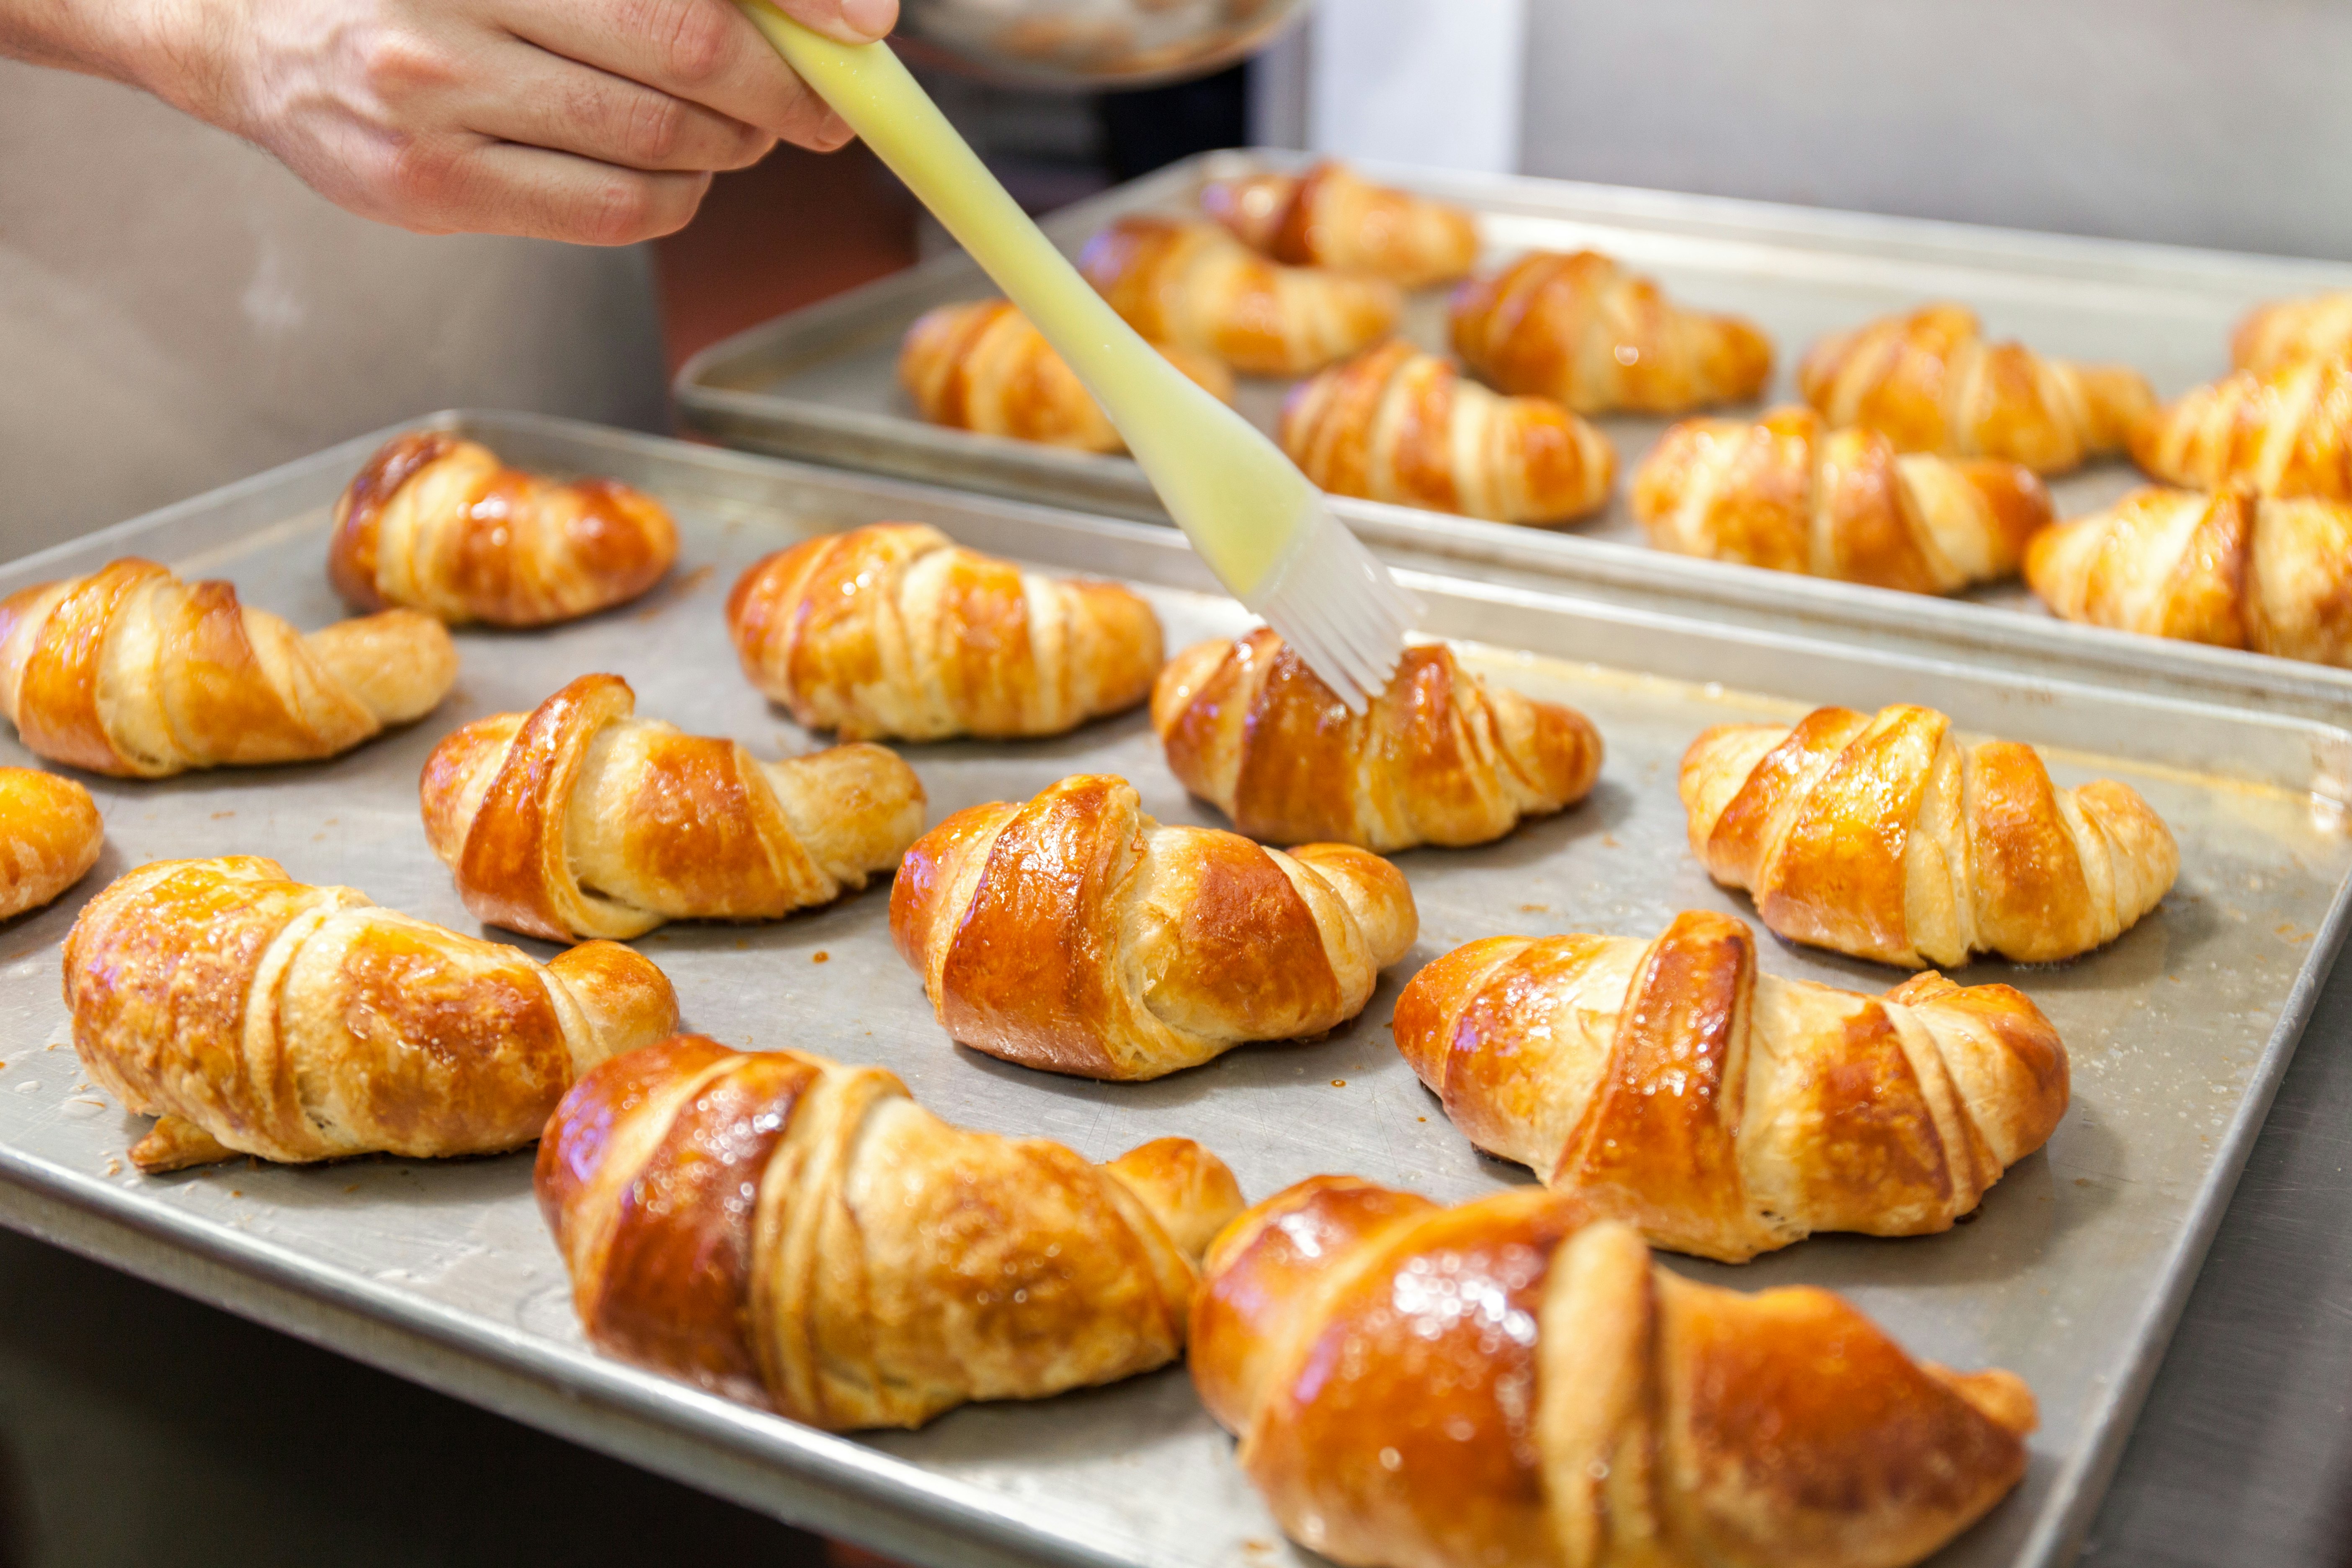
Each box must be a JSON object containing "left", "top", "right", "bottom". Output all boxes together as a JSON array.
[
  {"left": 675, "top": 148, "right": 2352, "bottom": 723},
  {"left": 3, "top": 411, "right": 2349, "bottom": 1568}
]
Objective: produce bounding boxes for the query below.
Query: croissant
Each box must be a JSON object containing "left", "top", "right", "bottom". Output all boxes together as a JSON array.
[
  {"left": 1153, "top": 629, "right": 1602, "bottom": 851},
  {"left": 330, "top": 432, "right": 678, "bottom": 626},
  {"left": 1076, "top": 216, "right": 1403, "bottom": 377},
  {"left": 1280, "top": 340, "right": 1615, "bottom": 525},
  {"left": 2026, "top": 484, "right": 2352, "bottom": 664},
  {"left": 726, "top": 522, "right": 1163, "bottom": 742},
  {"left": 2130, "top": 358, "right": 2352, "bottom": 500},
  {"left": 420, "top": 673, "right": 923, "bottom": 944},
  {"left": 0, "top": 768, "right": 102, "bottom": 921},
  {"left": 0, "top": 557, "right": 456, "bottom": 778},
  {"left": 1192, "top": 1177, "right": 2035, "bottom": 1568},
  {"left": 1798, "top": 302, "right": 2156, "bottom": 475},
  {"left": 65, "top": 856, "right": 678, "bottom": 1173},
  {"left": 1631, "top": 405, "right": 2053, "bottom": 592},
  {"left": 1448, "top": 250, "right": 1772, "bottom": 415},
  {"left": 2233, "top": 290, "right": 2352, "bottom": 373},
  {"left": 899, "top": 300, "right": 1237, "bottom": 453},
  {"left": 1683, "top": 703, "right": 2177, "bottom": 967},
  {"left": 890, "top": 773, "right": 1416, "bottom": 1081},
  {"left": 537, "top": 1033, "right": 1246, "bottom": 1428},
  {"left": 1395, "top": 909, "right": 2067, "bottom": 1262},
  {"left": 1201, "top": 160, "right": 1480, "bottom": 289}
]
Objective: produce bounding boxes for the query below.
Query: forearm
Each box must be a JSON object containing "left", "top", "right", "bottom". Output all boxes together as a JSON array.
[{"left": 0, "top": 0, "right": 233, "bottom": 125}]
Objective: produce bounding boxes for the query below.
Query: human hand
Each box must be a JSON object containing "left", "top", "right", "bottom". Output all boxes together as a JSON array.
[{"left": 10, "top": 0, "right": 895, "bottom": 242}]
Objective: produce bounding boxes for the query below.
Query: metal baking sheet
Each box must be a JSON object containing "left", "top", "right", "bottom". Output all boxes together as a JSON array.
[
  {"left": 3, "top": 411, "right": 2349, "bottom": 1568},
  {"left": 674, "top": 148, "right": 2352, "bottom": 722}
]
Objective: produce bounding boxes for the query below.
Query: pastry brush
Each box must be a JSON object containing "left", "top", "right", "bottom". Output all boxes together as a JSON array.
[{"left": 738, "top": 2, "right": 1416, "bottom": 710}]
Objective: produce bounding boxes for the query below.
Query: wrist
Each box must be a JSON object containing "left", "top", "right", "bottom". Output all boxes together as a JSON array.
[{"left": 0, "top": 0, "right": 244, "bottom": 130}]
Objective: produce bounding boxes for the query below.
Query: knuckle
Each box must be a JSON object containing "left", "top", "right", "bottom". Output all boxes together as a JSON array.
[
  {"left": 620, "top": 91, "right": 690, "bottom": 165},
  {"left": 580, "top": 176, "right": 665, "bottom": 245},
  {"left": 354, "top": 29, "right": 455, "bottom": 102},
  {"left": 381, "top": 134, "right": 468, "bottom": 216},
  {"left": 637, "top": 0, "right": 735, "bottom": 87}
]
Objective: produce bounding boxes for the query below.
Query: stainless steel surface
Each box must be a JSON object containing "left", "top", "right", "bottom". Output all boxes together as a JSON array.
[
  {"left": 4, "top": 411, "right": 2351, "bottom": 1568},
  {"left": 673, "top": 148, "right": 2352, "bottom": 720},
  {"left": 896, "top": 0, "right": 1308, "bottom": 88}
]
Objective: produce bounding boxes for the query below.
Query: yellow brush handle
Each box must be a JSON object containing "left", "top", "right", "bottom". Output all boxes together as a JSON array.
[{"left": 740, "top": 0, "right": 1313, "bottom": 596}]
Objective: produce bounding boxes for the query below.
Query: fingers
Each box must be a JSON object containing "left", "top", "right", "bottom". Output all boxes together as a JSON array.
[
  {"left": 493, "top": 0, "right": 856, "bottom": 151},
  {"left": 769, "top": 0, "right": 897, "bottom": 44},
  {"left": 464, "top": 35, "right": 777, "bottom": 172},
  {"left": 379, "top": 138, "right": 714, "bottom": 243}
]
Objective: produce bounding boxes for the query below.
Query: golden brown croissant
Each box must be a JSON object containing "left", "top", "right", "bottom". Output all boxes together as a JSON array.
[
  {"left": 1448, "top": 249, "right": 1773, "bottom": 415},
  {"left": 2026, "top": 484, "right": 2352, "bottom": 664},
  {"left": 899, "top": 300, "right": 1237, "bottom": 453},
  {"left": 1280, "top": 340, "right": 1616, "bottom": 525},
  {"left": 1394, "top": 909, "right": 2068, "bottom": 1262},
  {"left": 536, "top": 1033, "right": 1246, "bottom": 1428},
  {"left": 890, "top": 773, "right": 1416, "bottom": 1081},
  {"left": 1076, "top": 216, "right": 1403, "bottom": 376},
  {"left": 420, "top": 673, "right": 923, "bottom": 944},
  {"left": 0, "top": 768, "right": 102, "bottom": 921},
  {"left": 2233, "top": 290, "right": 2352, "bottom": 373},
  {"left": 726, "top": 521, "right": 1163, "bottom": 742},
  {"left": 65, "top": 855, "right": 678, "bottom": 1173},
  {"left": 330, "top": 432, "right": 678, "bottom": 626},
  {"left": 1153, "top": 629, "right": 1602, "bottom": 851},
  {"left": 2130, "top": 358, "right": 2352, "bottom": 500},
  {"left": 1631, "top": 405, "right": 2052, "bottom": 592},
  {"left": 1192, "top": 1177, "right": 2035, "bottom": 1568},
  {"left": 0, "top": 557, "right": 456, "bottom": 778},
  {"left": 1683, "top": 703, "right": 2177, "bottom": 968},
  {"left": 1200, "top": 160, "right": 1480, "bottom": 289},
  {"left": 1798, "top": 302, "right": 2156, "bottom": 475}
]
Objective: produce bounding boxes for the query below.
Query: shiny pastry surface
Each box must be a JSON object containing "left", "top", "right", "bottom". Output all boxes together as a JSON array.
[
  {"left": 890, "top": 773, "right": 1415, "bottom": 1080},
  {"left": 1450, "top": 248, "right": 1773, "bottom": 415},
  {"left": 1633, "top": 404, "right": 2052, "bottom": 591},
  {"left": 2131, "top": 357, "right": 2352, "bottom": 500},
  {"left": 537, "top": 1033, "right": 1244, "bottom": 1429},
  {"left": 331, "top": 431, "right": 678, "bottom": 627},
  {"left": 421, "top": 672, "right": 924, "bottom": 944},
  {"left": 0, "top": 557, "right": 455, "bottom": 778},
  {"left": 1192, "top": 1177, "right": 2036, "bottom": 1568},
  {"left": 1282, "top": 339, "right": 1615, "bottom": 525},
  {"left": 727, "top": 521, "right": 1163, "bottom": 742},
  {"left": 0, "top": 766, "right": 102, "bottom": 921},
  {"left": 65, "top": 856, "right": 677, "bottom": 1172},
  {"left": 1395, "top": 908, "right": 2068, "bottom": 1261},
  {"left": 1153, "top": 629, "right": 1602, "bottom": 851},
  {"left": 1682, "top": 703, "right": 2178, "bottom": 967},
  {"left": 1202, "top": 160, "right": 1480, "bottom": 289}
]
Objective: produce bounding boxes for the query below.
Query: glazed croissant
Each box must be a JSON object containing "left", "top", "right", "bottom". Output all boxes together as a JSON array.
[
  {"left": 2027, "top": 485, "right": 2352, "bottom": 665},
  {"left": 1154, "top": 629, "right": 1602, "bottom": 851},
  {"left": 1395, "top": 909, "right": 2068, "bottom": 1262},
  {"left": 899, "top": 300, "right": 1236, "bottom": 453},
  {"left": 1201, "top": 160, "right": 1480, "bottom": 289},
  {"left": 538, "top": 1033, "right": 1246, "bottom": 1429},
  {"left": 331, "top": 432, "right": 679, "bottom": 626},
  {"left": 1632, "top": 405, "right": 2052, "bottom": 592},
  {"left": 891, "top": 773, "right": 1416, "bottom": 1081},
  {"left": 1281, "top": 340, "right": 1616, "bottom": 525},
  {"left": 1683, "top": 703, "right": 2177, "bottom": 967},
  {"left": 65, "top": 856, "right": 678, "bottom": 1173},
  {"left": 1193, "top": 1178, "right": 2035, "bottom": 1568},
  {"left": 0, "top": 768, "right": 102, "bottom": 921},
  {"left": 421, "top": 673, "right": 924, "bottom": 944},
  {"left": 1448, "top": 249, "right": 1773, "bottom": 415},
  {"left": 1077, "top": 216, "right": 1402, "bottom": 377},
  {"left": 0, "top": 557, "right": 456, "bottom": 778},
  {"left": 2130, "top": 358, "right": 2352, "bottom": 500},
  {"left": 1798, "top": 303, "right": 2156, "bottom": 474},
  {"left": 2233, "top": 290, "right": 2352, "bottom": 373},
  {"left": 726, "top": 522, "right": 1163, "bottom": 741}
]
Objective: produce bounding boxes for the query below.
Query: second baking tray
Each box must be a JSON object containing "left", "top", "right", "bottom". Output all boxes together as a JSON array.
[
  {"left": 675, "top": 148, "right": 2352, "bottom": 722},
  {"left": 4, "top": 412, "right": 2350, "bottom": 1568}
]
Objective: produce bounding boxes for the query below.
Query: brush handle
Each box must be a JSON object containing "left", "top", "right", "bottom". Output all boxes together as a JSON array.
[{"left": 740, "top": 1, "right": 1314, "bottom": 597}]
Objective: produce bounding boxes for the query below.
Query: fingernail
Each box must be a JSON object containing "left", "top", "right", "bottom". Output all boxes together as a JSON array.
[{"left": 840, "top": 0, "right": 895, "bottom": 40}]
